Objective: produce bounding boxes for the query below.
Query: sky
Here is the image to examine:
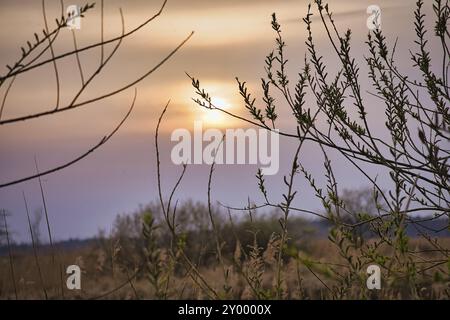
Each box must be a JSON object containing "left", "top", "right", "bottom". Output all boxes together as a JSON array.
[{"left": 0, "top": 0, "right": 443, "bottom": 241}]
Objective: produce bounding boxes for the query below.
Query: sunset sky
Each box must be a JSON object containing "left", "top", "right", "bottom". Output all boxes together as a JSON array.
[{"left": 0, "top": 0, "right": 441, "bottom": 241}]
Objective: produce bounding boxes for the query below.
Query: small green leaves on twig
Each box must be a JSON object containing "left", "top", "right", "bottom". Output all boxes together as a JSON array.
[{"left": 237, "top": 77, "right": 265, "bottom": 124}]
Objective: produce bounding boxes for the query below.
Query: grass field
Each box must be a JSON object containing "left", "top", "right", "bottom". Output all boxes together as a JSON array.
[{"left": 1, "top": 207, "right": 449, "bottom": 300}]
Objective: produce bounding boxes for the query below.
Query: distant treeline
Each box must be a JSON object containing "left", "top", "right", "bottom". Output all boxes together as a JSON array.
[{"left": 3, "top": 199, "right": 447, "bottom": 260}]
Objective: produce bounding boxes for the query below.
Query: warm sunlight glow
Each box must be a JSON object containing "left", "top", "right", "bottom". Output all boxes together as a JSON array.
[
  {"left": 211, "top": 97, "right": 229, "bottom": 109},
  {"left": 201, "top": 96, "right": 231, "bottom": 126}
]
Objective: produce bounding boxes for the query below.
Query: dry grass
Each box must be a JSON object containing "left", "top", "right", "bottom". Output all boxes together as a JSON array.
[{"left": 1, "top": 237, "right": 448, "bottom": 300}]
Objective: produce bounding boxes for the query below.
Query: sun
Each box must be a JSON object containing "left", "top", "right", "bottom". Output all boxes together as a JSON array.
[
  {"left": 201, "top": 96, "right": 231, "bottom": 126},
  {"left": 211, "top": 97, "right": 229, "bottom": 109}
]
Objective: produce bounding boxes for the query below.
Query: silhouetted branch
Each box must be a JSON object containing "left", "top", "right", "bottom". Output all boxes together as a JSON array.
[{"left": 0, "top": 89, "right": 137, "bottom": 188}]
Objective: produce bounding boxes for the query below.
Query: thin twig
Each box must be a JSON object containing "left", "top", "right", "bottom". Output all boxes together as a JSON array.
[
  {"left": 0, "top": 75, "right": 16, "bottom": 120},
  {"left": 3, "top": 210, "right": 18, "bottom": 299},
  {"left": 42, "top": 0, "right": 61, "bottom": 110},
  {"left": 34, "top": 156, "right": 65, "bottom": 298},
  {"left": 23, "top": 191, "right": 48, "bottom": 299},
  {"left": 0, "top": 32, "right": 194, "bottom": 126},
  {"left": 0, "top": 89, "right": 138, "bottom": 188}
]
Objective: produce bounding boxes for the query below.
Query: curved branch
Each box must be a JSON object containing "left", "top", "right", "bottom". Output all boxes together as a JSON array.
[
  {"left": 0, "top": 88, "right": 138, "bottom": 188},
  {"left": 0, "top": 32, "right": 194, "bottom": 126},
  {"left": 0, "top": 0, "right": 169, "bottom": 81}
]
